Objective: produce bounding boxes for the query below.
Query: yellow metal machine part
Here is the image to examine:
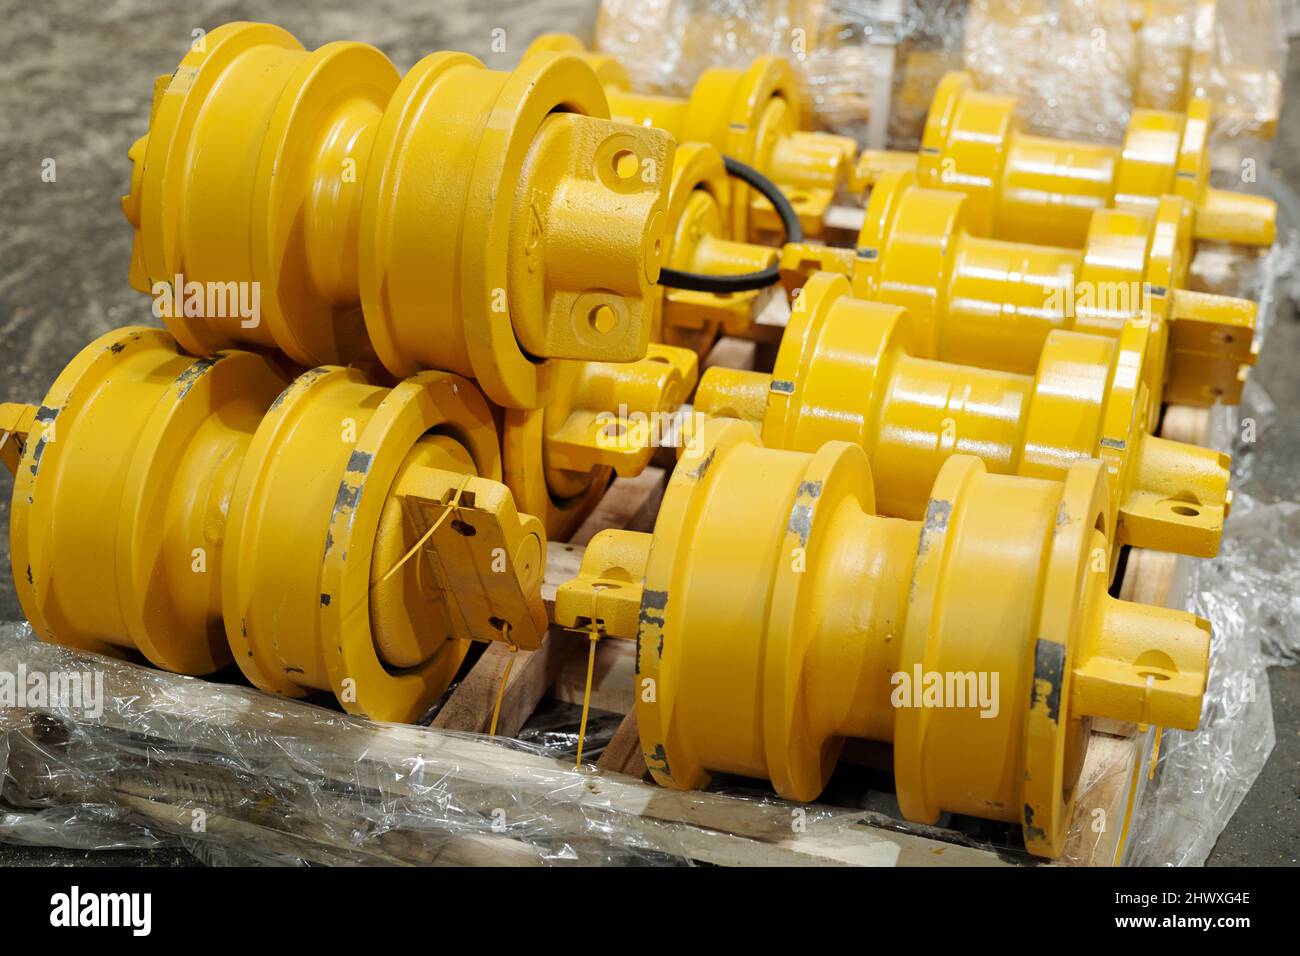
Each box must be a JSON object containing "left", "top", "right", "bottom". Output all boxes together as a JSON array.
[
  {"left": 1, "top": 327, "right": 546, "bottom": 723},
  {"left": 781, "top": 171, "right": 1258, "bottom": 407},
  {"left": 525, "top": 33, "right": 859, "bottom": 241},
  {"left": 555, "top": 420, "right": 1211, "bottom": 858},
  {"left": 696, "top": 273, "right": 1231, "bottom": 559},
  {"left": 502, "top": 343, "right": 698, "bottom": 540},
  {"left": 123, "top": 21, "right": 675, "bottom": 410},
  {"left": 655, "top": 143, "right": 781, "bottom": 356},
  {"left": 857, "top": 71, "right": 1277, "bottom": 248}
]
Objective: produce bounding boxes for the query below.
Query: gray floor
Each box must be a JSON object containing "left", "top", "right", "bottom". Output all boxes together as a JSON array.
[{"left": 0, "top": 1, "right": 1294, "bottom": 865}]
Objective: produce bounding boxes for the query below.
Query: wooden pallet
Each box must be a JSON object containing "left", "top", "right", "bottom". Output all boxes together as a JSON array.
[
  {"left": 428, "top": 336, "right": 1211, "bottom": 866},
  {"left": 0, "top": 336, "right": 1210, "bottom": 867}
]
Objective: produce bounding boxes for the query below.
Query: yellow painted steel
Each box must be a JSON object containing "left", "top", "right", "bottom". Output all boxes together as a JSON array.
[
  {"left": 780, "top": 171, "right": 1258, "bottom": 407},
  {"left": 655, "top": 143, "right": 781, "bottom": 356},
  {"left": 123, "top": 21, "right": 674, "bottom": 410},
  {"left": 856, "top": 71, "right": 1277, "bottom": 248},
  {"left": 695, "top": 273, "right": 1231, "bottom": 559},
  {"left": 525, "top": 33, "right": 860, "bottom": 241},
  {"left": 1, "top": 327, "right": 546, "bottom": 722},
  {"left": 555, "top": 420, "right": 1211, "bottom": 858},
  {"left": 501, "top": 343, "right": 698, "bottom": 540}
]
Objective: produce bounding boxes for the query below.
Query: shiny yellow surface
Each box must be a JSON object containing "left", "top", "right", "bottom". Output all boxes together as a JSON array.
[
  {"left": 525, "top": 33, "right": 859, "bottom": 240},
  {"left": 2, "top": 328, "right": 546, "bottom": 722},
  {"left": 556, "top": 420, "right": 1211, "bottom": 857},
  {"left": 656, "top": 144, "right": 780, "bottom": 356},
  {"left": 780, "top": 171, "right": 1258, "bottom": 407},
  {"left": 502, "top": 343, "right": 698, "bottom": 540},
  {"left": 124, "top": 21, "right": 674, "bottom": 409},
  {"left": 857, "top": 71, "right": 1276, "bottom": 248},
  {"left": 696, "top": 273, "right": 1232, "bottom": 558}
]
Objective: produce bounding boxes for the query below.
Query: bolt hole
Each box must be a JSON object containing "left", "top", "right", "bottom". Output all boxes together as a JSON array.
[
  {"left": 1170, "top": 504, "right": 1200, "bottom": 517},
  {"left": 589, "top": 304, "right": 617, "bottom": 335},
  {"left": 1138, "top": 671, "right": 1171, "bottom": 682},
  {"left": 613, "top": 149, "right": 639, "bottom": 180},
  {"left": 450, "top": 518, "right": 477, "bottom": 536},
  {"left": 591, "top": 582, "right": 620, "bottom": 591}
]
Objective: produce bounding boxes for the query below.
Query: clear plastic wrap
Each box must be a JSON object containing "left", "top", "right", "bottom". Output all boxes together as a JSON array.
[
  {"left": 0, "top": 623, "right": 927, "bottom": 867},
  {"left": 593, "top": 1, "right": 968, "bottom": 147},
  {"left": 1118, "top": 219, "right": 1300, "bottom": 864},
  {"left": 963, "top": 0, "right": 1285, "bottom": 166},
  {"left": 962, "top": 0, "right": 1139, "bottom": 144},
  {"left": 595, "top": 1, "right": 1284, "bottom": 162}
]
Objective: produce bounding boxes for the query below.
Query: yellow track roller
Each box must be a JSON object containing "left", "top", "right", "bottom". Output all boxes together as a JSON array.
[
  {"left": 501, "top": 343, "right": 698, "bottom": 540},
  {"left": 696, "top": 273, "right": 1231, "bottom": 558},
  {"left": 858, "top": 71, "right": 1277, "bottom": 248},
  {"left": 123, "top": 21, "right": 674, "bottom": 409},
  {"left": 556, "top": 420, "right": 1210, "bottom": 858},
  {"left": 525, "top": 33, "right": 859, "bottom": 241},
  {"left": 655, "top": 143, "right": 782, "bottom": 356},
  {"left": 781, "top": 171, "right": 1258, "bottom": 407},
  {"left": 1, "top": 328, "right": 546, "bottom": 722}
]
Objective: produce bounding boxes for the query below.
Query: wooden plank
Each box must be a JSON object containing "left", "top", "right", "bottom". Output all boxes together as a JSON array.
[
  {"left": 596, "top": 710, "right": 647, "bottom": 778},
  {"left": 700, "top": 335, "right": 758, "bottom": 373},
  {"left": 549, "top": 636, "right": 636, "bottom": 714}
]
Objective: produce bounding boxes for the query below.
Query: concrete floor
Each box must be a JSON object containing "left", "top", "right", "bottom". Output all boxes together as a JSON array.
[{"left": 0, "top": 1, "right": 1294, "bottom": 865}]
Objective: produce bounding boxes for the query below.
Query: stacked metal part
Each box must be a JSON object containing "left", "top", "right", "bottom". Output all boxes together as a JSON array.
[{"left": 0, "top": 18, "right": 1279, "bottom": 859}]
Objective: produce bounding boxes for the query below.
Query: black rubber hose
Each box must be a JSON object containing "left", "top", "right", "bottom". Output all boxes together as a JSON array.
[{"left": 656, "top": 155, "right": 805, "bottom": 293}]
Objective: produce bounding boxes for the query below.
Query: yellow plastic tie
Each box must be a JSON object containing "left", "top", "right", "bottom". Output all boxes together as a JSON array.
[
  {"left": 1148, "top": 726, "right": 1164, "bottom": 782},
  {"left": 488, "top": 621, "right": 519, "bottom": 738},
  {"left": 372, "top": 475, "right": 471, "bottom": 589},
  {"left": 574, "top": 625, "right": 601, "bottom": 769}
]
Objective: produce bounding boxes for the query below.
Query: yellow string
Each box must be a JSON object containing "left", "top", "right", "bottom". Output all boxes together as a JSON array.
[
  {"left": 574, "top": 627, "right": 601, "bottom": 768},
  {"left": 370, "top": 475, "right": 471, "bottom": 590},
  {"left": 1147, "top": 726, "right": 1163, "bottom": 782},
  {"left": 488, "top": 622, "right": 518, "bottom": 737}
]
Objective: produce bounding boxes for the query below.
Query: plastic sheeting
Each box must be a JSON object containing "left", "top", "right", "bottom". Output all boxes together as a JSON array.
[
  {"left": 0, "top": 624, "right": 916, "bottom": 867},
  {"left": 594, "top": 0, "right": 967, "bottom": 146},
  {"left": 594, "top": 0, "right": 1286, "bottom": 163}
]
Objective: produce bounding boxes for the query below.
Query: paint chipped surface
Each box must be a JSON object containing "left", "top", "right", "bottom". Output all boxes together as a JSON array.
[
  {"left": 27, "top": 405, "right": 60, "bottom": 477},
  {"left": 1054, "top": 501, "right": 1071, "bottom": 533},
  {"left": 173, "top": 354, "right": 222, "bottom": 399},
  {"left": 345, "top": 450, "right": 374, "bottom": 474},
  {"left": 915, "top": 498, "right": 952, "bottom": 560},
  {"left": 1023, "top": 803, "right": 1046, "bottom": 843},
  {"left": 685, "top": 447, "right": 715, "bottom": 481},
  {"left": 268, "top": 367, "right": 328, "bottom": 412},
  {"left": 786, "top": 479, "right": 823, "bottom": 547},
  {"left": 1030, "top": 638, "right": 1065, "bottom": 724},
  {"left": 645, "top": 742, "right": 672, "bottom": 781},
  {"left": 639, "top": 587, "right": 669, "bottom": 659},
  {"left": 1099, "top": 436, "right": 1126, "bottom": 450}
]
